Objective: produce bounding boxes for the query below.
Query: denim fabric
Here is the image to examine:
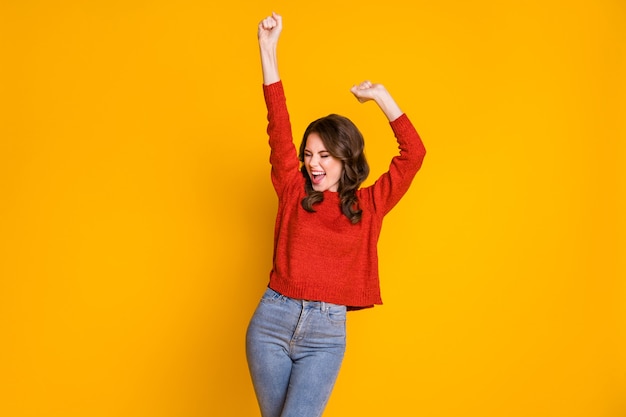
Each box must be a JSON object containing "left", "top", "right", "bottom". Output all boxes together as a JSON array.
[{"left": 246, "top": 287, "right": 347, "bottom": 417}]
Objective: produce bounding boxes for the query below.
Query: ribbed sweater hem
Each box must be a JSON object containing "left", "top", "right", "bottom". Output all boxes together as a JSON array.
[{"left": 269, "top": 277, "right": 382, "bottom": 309}]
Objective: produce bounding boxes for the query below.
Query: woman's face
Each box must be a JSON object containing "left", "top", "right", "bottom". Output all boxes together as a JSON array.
[{"left": 303, "top": 133, "right": 343, "bottom": 192}]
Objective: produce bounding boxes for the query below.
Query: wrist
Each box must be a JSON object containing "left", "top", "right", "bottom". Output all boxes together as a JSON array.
[
  {"left": 373, "top": 89, "right": 392, "bottom": 106},
  {"left": 259, "top": 41, "right": 277, "bottom": 53},
  {"left": 375, "top": 91, "right": 402, "bottom": 122},
  {"left": 260, "top": 47, "right": 280, "bottom": 85}
]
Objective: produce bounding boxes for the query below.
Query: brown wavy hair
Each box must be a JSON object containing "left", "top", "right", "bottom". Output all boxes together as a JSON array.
[{"left": 298, "top": 114, "right": 370, "bottom": 224}]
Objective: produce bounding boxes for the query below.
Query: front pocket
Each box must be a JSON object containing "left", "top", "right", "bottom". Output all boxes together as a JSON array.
[
  {"left": 259, "top": 287, "right": 284, "bottom": 304},
  {"left": 326, "top": 306, "right": 347, "bottom": 326}
]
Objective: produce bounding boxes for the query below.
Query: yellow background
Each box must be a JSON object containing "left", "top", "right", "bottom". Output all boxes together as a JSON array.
[{"left": 1, "top": 1, "right": 624, "bottom": 416}]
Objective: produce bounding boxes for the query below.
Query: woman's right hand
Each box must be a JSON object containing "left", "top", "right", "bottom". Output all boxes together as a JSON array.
[
  {"left": 258, "top": 12, "right": 282, "bottom": 49},
  {"left": 258, "top": 12, "right": 282, "bottom": 85}
]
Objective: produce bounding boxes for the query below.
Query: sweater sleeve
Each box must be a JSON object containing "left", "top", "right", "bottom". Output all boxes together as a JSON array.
[
  {"left": 367, "top": 113, "right": 426, "bottom": 216},
  {"left": 263, "top": 81, "right": 301, "bottom": 196}
]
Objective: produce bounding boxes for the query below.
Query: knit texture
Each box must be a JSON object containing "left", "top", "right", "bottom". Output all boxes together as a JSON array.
[{"left": 264, "top": 81, "right": 426, "bottom": 308}]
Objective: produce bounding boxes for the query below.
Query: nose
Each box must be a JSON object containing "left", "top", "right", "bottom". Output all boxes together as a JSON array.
[{"left": 309, "top": 154, "right": 320, "bottom": 167}]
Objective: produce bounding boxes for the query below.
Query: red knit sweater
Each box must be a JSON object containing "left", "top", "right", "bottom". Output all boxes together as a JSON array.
[{"left": 264, "top": 81, "right": 426, "bottom": 308}]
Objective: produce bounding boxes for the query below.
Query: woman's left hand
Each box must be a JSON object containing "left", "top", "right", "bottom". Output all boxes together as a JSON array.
[
  {"left": 350, "top": 80, "right": 403, "bottom": 122},
  {"left": 350, "top": 80, "right": 387, "bottom": 103}
]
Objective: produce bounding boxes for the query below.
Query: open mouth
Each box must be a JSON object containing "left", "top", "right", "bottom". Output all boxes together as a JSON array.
[{"left": 311, "top": 170, "right": 326, "bottom": 185}]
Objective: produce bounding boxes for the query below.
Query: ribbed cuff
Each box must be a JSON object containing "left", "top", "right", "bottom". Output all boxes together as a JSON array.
[
  {"left": 263, "top": 80, "right": 285, "bottom": 104},
  {"left": 389, "top": 113, "right": 413, "bottom": 134}
]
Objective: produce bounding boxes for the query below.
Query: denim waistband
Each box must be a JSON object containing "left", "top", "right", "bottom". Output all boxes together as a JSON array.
[{"left": 266, "top": 287, "right": 345, "bottom": 310}]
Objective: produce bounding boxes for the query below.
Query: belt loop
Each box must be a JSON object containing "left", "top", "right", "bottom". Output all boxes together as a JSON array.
[{"left": 321, "top": 301, "right": 327, "bottom": 312}]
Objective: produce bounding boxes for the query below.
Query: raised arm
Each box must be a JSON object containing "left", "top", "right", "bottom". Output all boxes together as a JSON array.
[
  {"left": 258, "top": 12, "right": 282, "bottom": 85},
  {"left": 257, "top": 13, "right": 300, "bottom": 196},
  {"left": 350, "top": 80, "right": 403, "bottom": 122},
  {"left": 352, "top": 80, "right": 426, "bottom": 215}
]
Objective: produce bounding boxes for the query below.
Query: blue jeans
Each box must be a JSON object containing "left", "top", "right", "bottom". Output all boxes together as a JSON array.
[{"left": 246, "top": 287, "right": 347, "bottom": 417}]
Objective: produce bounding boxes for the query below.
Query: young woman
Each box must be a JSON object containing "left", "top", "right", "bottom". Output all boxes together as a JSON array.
[{"left": 246, "top": 12, "right": 426, "bottom": 417}]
